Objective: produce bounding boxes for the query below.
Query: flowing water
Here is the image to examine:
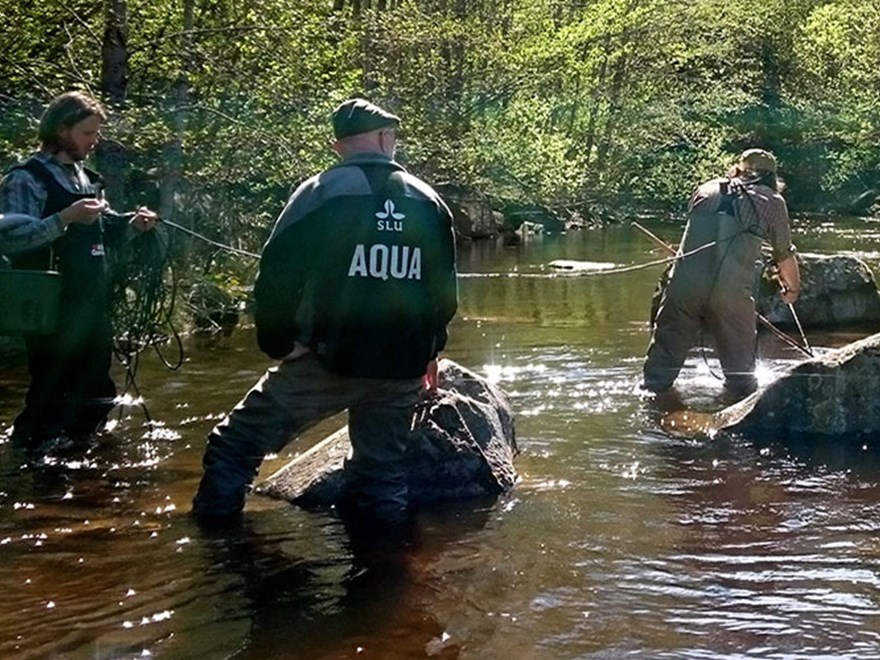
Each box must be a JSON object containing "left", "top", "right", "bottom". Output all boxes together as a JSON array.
[{"left": 1, "top": 217, "right": 880, "bottom": 659}]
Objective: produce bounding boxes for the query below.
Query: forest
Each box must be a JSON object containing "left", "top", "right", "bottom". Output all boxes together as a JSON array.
[{"left": 1, "top": 0, "right": 879, "bottom": 281}]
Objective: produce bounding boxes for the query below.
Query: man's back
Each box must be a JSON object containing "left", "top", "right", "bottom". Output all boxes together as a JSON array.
[{"left": 254, "top": 153, "right": 458, "bottom": 378}]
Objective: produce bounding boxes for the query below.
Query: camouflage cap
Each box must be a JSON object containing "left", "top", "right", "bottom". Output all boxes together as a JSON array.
[
  {"left": 739, "top": 148, "right": 777, "bottom": 174},
  {"left": 332, "top": 98, "right": 400, "bottom": 140}
]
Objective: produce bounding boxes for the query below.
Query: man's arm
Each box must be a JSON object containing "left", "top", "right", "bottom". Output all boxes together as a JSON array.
[
  {"left": 757, "top": 188, "right": 800, "bottom": 304},
  {"left": 253, "top": 219, "right": 314, "bottom": 359},
  {"left": 432, "top": 223, "right": 458, "bottom": 355},
  {"left": 776, "top": 253, "right": 800, "bottom": 304},
  {"left": 0, "top": 168, "right": 46, "bottom": 218},
  {"left": 0, "top": 169, "right": 106, "bottom": 255},
  {"left": 0, "top": 213, "right": 65, "bottom": 255},
  {"left": 423, "top": 202, "right": 459, "bottom": 392}
]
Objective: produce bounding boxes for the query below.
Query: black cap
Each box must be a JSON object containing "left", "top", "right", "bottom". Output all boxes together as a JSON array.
[{"left": 332, "top": 98, "right": 400, "bottom": 139}]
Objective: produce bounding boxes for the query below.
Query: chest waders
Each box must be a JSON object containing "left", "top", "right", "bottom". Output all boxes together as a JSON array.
[
  {"left": 668, "top": 179, "right": 763, "bottom": 302},
  {"left": 644, "top": 179, "right": 764, "bottom": 396},
  {"left": 9, "top": 159, "right": 117, "bottom": 446}
]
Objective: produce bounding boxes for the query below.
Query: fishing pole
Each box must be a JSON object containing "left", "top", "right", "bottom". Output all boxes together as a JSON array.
[{"left": 632, "top": 221, "right": 814, "bottom": 358}]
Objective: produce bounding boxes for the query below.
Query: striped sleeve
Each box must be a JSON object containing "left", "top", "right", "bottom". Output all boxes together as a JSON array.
[
  {"left": 0, "top": 169, "right": 64, "bottom": 255},
  {"left": 0, "top": 213, "right": 65, "bottom": 256}
]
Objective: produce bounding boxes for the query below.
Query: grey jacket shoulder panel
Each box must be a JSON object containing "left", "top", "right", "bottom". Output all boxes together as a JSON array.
[{"left": 268, "top": 166, "right": 373, "bottom": 242}]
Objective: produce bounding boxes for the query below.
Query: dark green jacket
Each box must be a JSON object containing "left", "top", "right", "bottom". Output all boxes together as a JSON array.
[{"left": 254, "top": 152, "right": 458, "bottom": 379}]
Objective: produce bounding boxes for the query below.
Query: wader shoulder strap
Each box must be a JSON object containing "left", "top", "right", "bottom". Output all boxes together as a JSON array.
[
  {"left": 726, "top": 179, "right": 766, "bottom": 237},
  {"left": 717, "top": 178, "right": 735, "bottom": 216}
]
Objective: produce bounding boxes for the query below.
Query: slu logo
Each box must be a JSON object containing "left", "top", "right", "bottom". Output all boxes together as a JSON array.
[
  {"left": 375, "top": 199, "right": 405, "bottom": 232},
  {"left": 375, "top": 199, "right": 405, "bottom": 220}
]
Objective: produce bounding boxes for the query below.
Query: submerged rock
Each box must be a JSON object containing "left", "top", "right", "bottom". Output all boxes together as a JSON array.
[
  {"left": 501, "top": 202, "right": 566, "bottom": 234},
  {"left": 257, "top": 359, "right": 518, "bottom": 508},
  {"left": 548, "top": 259, "right": 616, "bottom": 272}
]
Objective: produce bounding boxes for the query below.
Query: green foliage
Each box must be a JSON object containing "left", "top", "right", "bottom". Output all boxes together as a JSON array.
[
  {"left": 793, "top": 0, "right": 880, "bottom": 198},
  {"left": 1, "top": 0, "right": 878, "bottom": 285}
]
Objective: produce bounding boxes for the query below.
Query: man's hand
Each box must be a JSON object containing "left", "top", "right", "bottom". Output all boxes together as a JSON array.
[
  {"left": 423, "top": 358, "right": 439, "bottom": 393},
  {"left": 59, "top": 198, "right": 107, "bottom": 226},
  {"left": 774, "top": 254, "right": 801, "bottom": 305},
  {"left": 130, "top": 206, "right": 158, "bottom": 232}
]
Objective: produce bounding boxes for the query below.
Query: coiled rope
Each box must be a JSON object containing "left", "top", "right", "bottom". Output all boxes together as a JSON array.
[{"left": 107, "top": 224, "right": 183, "bottom": 423}]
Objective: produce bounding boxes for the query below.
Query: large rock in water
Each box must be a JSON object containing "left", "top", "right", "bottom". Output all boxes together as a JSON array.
[
  {"left": 256, "top": 359, "right": 518, "bottom": 508},
  {"left": 756, "top": 253, "right": 880, "bottom": 328},
  {"left": 435, "top": 183, "right": 504, "bottom": 240},
  {"left": 732, "top": 332, "right": 880, "bottom": 436}
]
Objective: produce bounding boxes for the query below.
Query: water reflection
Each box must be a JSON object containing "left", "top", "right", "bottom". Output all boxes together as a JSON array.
[
  {"left": 187, "top": 503, "right": 498, "bottom": 659},
  {"left": 647, "top": 435, "right": 880, "bottom": 656}
]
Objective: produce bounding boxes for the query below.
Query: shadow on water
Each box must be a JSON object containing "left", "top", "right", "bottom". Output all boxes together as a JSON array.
[
  {"left": 752, "top": 431, "right": 880, "bottom": 476},
  {"left": 188, "top": 500, "right": 497, "bottom": 660}
]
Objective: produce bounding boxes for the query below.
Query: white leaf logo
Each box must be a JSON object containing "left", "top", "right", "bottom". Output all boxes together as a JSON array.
[{"left": 375, "top": 199, "right": 405, "bottom": 220}]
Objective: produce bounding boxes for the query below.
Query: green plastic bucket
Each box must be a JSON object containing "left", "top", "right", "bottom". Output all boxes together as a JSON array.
[{"left": 0, "top": 269, "right": 62, "bottom": 336}]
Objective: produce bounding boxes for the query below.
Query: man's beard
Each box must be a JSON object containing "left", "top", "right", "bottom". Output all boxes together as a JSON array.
[{"left": 56, "top": 135, "right": 90, "bottom": 161}]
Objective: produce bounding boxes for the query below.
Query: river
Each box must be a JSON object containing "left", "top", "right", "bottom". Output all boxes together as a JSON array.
[{"left": 1, "top": 217, "right": 880, "bottom": 659}]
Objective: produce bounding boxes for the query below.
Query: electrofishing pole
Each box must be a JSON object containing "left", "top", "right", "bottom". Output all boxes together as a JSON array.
[
  {"left": 788, "top": 302, "right": 812, "bottom": 356},
  {"left": 767, "top": 263, "right": 814, "bottom": 358},
  {"left": 631, "top": 221, "right": 814, "bottom": 358}
]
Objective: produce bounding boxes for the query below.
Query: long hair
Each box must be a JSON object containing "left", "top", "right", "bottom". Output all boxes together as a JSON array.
[
  {"left": 726, "top": 164, "right": 786, "bottom": 193},
  {"left": 38, "top": 91, "right": 107, "bottom": 150}
]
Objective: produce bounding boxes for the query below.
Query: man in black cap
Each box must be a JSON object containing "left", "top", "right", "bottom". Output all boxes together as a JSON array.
[
  {"left": 642, "top": 148, "right": 800, "bottom": 401},
  {"left": 192, "top": 98, "right": 458, "bottom": 524}
]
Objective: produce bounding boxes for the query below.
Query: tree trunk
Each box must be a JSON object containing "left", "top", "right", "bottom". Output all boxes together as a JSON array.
[
  {"left": 582, "top": 38, "right": 609, "bottom": 176},
  {"left": 96, "top": 0, "right": 130, "bottom": 207},
  {"left": 594, "top": 51, "right": 628, "bottom": 173},
  {"left": 158, "top": 0, "right": 194, "bottom": 224},
  {"left": 100, "top": 0, "right": 128, "bottom": 104}
]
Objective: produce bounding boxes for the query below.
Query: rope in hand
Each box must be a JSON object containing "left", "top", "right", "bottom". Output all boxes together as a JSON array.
[{"left": 104, "top": 215, "right": 260, "bottom": 427}]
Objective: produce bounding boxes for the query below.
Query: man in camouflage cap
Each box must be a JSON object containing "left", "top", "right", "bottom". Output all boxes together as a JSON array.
[
  {"left": 642, "top": 148, "right": 801, "bottom": 401},
  {"left": 739, "top": 148, "right": 777, "bottom": 176}
]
